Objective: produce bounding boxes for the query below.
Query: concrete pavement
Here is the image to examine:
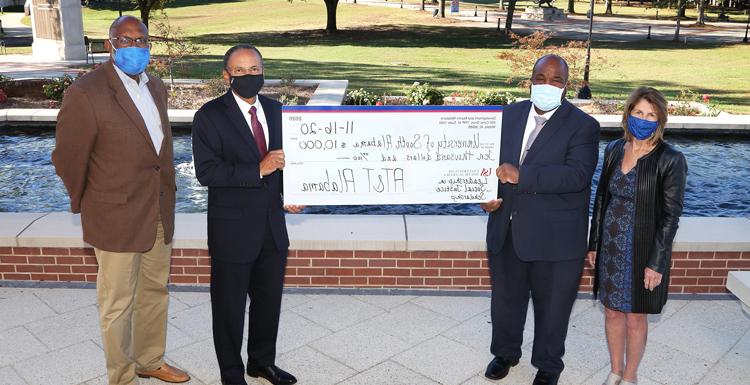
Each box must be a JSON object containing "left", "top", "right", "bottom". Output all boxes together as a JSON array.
[{"left": 0, "top": 285, "right": 749, "bottom": 385}]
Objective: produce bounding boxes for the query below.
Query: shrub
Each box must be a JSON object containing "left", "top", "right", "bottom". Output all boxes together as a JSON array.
[
  {"left": 475, "top": 90, "right": 515, "bottom": 105},
  {"left": 278, "top": 94, "right": 300, "bottom": 106},
  {"left": 204, "top": 78, "right": 229, "bottom": 97},
  {"left": 42, "top": 75, "right": 75, "bottom": 101},
  {"left": 404, "top": 82, "right": 444, "bottom": 105},
  {"left": 0, "top": 74, "right": 11, "bottom": 83},
  {"left": 344, "top": 88, "right": 379, "bottom": 105},
  {"left": 146, "top": 57, "right": 170, "bottom": 80}
]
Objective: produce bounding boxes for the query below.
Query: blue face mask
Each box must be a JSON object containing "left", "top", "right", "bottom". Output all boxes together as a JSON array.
[
  {"left": 530, "top": 84, "right": 564, "bottom": 112},
  {"left": 626, "top": 115, "right": 659, "bottom": 140},
  {"left": 112, "top": 46, "right": 150, "bottom": 76}
]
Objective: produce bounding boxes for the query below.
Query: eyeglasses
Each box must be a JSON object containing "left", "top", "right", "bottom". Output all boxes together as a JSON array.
[
  {"left": 225, "top": 66, "right": 263, "bottom": 76},
  {"left": 110, "top": 36, "right": 150, "bottom": 48}
]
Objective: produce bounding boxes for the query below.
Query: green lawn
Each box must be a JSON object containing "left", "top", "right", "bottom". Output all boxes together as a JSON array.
[{"left": 76, "top": 0, "right": 750, "bottom": 113}]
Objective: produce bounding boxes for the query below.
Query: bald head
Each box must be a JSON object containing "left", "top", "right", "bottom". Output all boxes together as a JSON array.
[
  {"left": 109, "top": 16, "right": 148, "bottom": 39},
  {"left": 531, "top": 54, "right": 569, "bottom": 87}
]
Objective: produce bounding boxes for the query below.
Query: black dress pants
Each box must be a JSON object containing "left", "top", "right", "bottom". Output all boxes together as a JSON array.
[
  {"left": 210, "top": 223, "right": 287, "bottom": 383},
  {"left": 489, "top": 223, "right": 584, "bottom": 375}
]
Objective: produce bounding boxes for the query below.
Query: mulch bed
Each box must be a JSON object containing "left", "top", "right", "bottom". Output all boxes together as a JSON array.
[{"left": 0, "top": 79, "right": 316, "bottom": 110}]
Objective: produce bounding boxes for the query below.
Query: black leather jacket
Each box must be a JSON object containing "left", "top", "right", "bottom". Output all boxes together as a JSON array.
[{"left": 588, "top": 139, "right": 687, "bottom": 313}]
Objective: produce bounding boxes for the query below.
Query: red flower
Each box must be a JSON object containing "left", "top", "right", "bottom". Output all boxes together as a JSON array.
[
  {"left": 375, "top": 101, "right": 383, "bottom": 106},
  {"left": 702, "top": 94, "right": 710, "bottom": 103},
  {"left": 0, "top": 89, "right": 7, "bottom": 104}
]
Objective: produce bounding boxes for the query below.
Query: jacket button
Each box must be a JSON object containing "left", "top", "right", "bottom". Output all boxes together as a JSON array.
[
  {"left": 160, "top": 191, "right": 164, "bottom": 197},
  {"left": 154, "top": 166, "right": 160, "bottom": 171}
]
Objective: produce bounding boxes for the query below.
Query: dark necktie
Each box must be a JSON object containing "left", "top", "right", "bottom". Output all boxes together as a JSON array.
[{"left": 249, "top": 106, "right": 268, "bottom": 158}]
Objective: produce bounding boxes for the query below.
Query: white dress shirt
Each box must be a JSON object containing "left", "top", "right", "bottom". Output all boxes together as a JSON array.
[
  {"left": 113, "top": 65, "right": 164, "bottom": 155},
  {"left": 519, "top": 103, "right": 559, "bottom": 164},
  {"left": 231, "top": 91, "right": 270, "bottom": 153}
]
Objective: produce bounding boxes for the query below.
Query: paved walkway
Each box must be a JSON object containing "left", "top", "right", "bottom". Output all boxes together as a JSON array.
[
  {"left": 353, "top": 0, "right": 749, "bottom": 43},
  {"left": 1, "top": 286, "right": 749, "bottom": 385}
]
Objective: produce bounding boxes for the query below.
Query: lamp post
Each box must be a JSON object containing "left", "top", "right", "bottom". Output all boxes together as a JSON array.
[
  {"left": 583, "top": 0, "right": 595, "bottom": 82},
  {"left": 118, "top": 0, "right": 122, "bottom": 17},
  {"left": 744, "top": 12, "right": 749, "bottom": 43}
]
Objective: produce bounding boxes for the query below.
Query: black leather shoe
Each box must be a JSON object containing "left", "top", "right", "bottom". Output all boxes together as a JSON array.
[
  {"left": 246, "top": 364, "right": 297, "bottom": 385},
  {"left": 533, "top": 370, "right": 560, "bottom": 385},
  {"left": 484, "top": 356, "right": 519, "bottom": 380}
]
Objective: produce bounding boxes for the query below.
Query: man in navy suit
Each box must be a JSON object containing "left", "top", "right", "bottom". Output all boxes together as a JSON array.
[
  {"left": 192, "top": 44, "right": 302, "bottom": 385},
  {"left": 481, "top": 55, "right": 600, "bottom": 385}
]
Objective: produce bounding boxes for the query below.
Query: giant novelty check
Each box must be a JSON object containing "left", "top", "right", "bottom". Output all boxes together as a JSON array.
[{"left": 282, "top": 105, "right": 503, "bottom": 205}]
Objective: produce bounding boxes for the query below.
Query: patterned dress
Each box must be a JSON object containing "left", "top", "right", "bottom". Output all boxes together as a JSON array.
[{"left": 598, "top": 153, "right": 637, "bottom": 313}]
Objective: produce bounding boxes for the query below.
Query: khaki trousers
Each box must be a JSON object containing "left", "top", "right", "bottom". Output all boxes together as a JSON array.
[{"left": 95, "top": 219, "right": 171, "bottom": 385}]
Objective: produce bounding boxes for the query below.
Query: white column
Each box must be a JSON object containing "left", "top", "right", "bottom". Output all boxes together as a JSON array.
[{"left": 30, "top": 0, "right": 85, "bottom": 60}]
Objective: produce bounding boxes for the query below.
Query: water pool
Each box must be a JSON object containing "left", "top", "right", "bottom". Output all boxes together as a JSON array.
[{"left": 1, "top": 127, "right": 748, "bottom": 217}]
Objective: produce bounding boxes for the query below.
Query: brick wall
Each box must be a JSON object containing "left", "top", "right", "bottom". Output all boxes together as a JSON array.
[{"left": 1, "top": 247, "right": 749, "bottom": 293}]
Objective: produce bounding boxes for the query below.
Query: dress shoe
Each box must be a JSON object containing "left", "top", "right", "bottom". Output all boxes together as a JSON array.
[
  {"left": 247, "top": 364, "right": 297, "bottom": 385},
  {"left": 136, "top": 363, "right": 190, "bottom": 383},
  {"left": 533, "top": 370, "right": 560, "bottom": 385},
  {"left": 484, "top": 356, "right": 518, "bottom": 380}
]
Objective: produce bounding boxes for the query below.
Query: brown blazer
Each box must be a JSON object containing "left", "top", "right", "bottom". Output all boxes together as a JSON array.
[{"left": 52, "top": 60, "right": 175, "bottom": 252}]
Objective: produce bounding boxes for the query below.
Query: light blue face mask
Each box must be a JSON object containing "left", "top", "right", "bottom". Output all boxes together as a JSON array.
[
  {"left": 530, "top": 84, "right": 564, "bottom": 112},
  {"left": 112, "top": 46, "right": 150, "bottom": 76}
]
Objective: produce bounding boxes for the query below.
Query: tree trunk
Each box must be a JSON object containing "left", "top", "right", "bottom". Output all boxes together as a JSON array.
[
  {"left": 674, "top": 0, "right": 683, "bottom": 41},
  {"left": 568, "top": 0, "right": 575, "bottom": 14},
  {"left": 324, "top": 0, "right": 338, "bottom": 33},
  {"left": 421, "top": 0, "right": 425, "bottom": 11},
  {"left": 440, "top": 0, "right": 446, "bottom": 17},
  {"left": 504, "top": 0, "right": 516, "bottom": 34},
  {"left": 605, "top": 0, "right": 613, "bottom": 14},
  {"left": 139, "top": 5, "right": 151, "bottom": 28},
  {"left": 697, "top": 0, "right": 705, "bottom": 25}
]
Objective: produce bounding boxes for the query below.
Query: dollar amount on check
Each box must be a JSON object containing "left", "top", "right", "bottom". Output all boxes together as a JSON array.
[{"left": 282, "top": 105, "right": 503, "bottom": 205}]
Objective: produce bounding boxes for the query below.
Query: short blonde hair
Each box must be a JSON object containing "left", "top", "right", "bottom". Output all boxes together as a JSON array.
[{"left": 622, "top": 87, "right": 668, "bottom": 145}]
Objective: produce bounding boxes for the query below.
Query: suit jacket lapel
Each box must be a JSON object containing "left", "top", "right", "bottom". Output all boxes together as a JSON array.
[
  {"left": 146, "top": 74, "right": 171, "bottom": 158},
  {"left": 523, "top": 100, "right": 573, "bottom": 164},
  {"left": 503, "top": 100, "right": 531, "bottom": 167},
  {"left": 222, "top": 91, "right": 262, "bottom": 160},
  {"left": 104, "top": 61, "right": 158, "bottom": 155},
  {"left": 260, "top": 95, "right": 281, "bottom": 151}
]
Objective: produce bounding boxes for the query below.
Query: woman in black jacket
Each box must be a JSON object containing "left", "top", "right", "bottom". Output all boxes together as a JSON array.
[{"left": 587, "top": 87, "right": 687, "bottom": 385}]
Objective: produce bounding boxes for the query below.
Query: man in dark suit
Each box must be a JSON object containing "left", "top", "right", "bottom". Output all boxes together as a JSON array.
[
  {"left": 191, "top": 45, "right": 302, "bottom": 385},
  {"left": 481, "top": 55, "right": 600, "bottom": 385}
]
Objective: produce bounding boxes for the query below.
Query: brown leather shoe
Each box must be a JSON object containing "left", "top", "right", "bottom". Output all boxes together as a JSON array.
[{"left": 136, "top": 363, "right": 190, "bottom": 383}]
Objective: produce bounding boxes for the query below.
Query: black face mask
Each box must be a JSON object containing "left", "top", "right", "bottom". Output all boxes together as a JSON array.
[{"left": 230, "top": 74, "right": 264, "bottom": 99}]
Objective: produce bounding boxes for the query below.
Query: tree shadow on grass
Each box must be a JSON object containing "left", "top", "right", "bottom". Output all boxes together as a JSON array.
[
  {"left": 588, "top": 79, "right": 749, "bottom": 108},
  {"left": 170, "top": 56, "right": 749, "bottom": 110},
  {"left": 192, "top": 24, "right": 516, "bottom": 49},
  {"left": 190, "top": 23, "right": 741, "bottom": 51},
  {"left": 172, "top": 55, "right": 509, "bottom": 91},
  {"left": 87, "top": 0, "right": 243, "bottom": 11}
]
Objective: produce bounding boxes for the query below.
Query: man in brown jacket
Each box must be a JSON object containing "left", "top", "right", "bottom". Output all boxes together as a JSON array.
[{"left": 52, "top": 16, "right": 189, "bottom": 385}]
